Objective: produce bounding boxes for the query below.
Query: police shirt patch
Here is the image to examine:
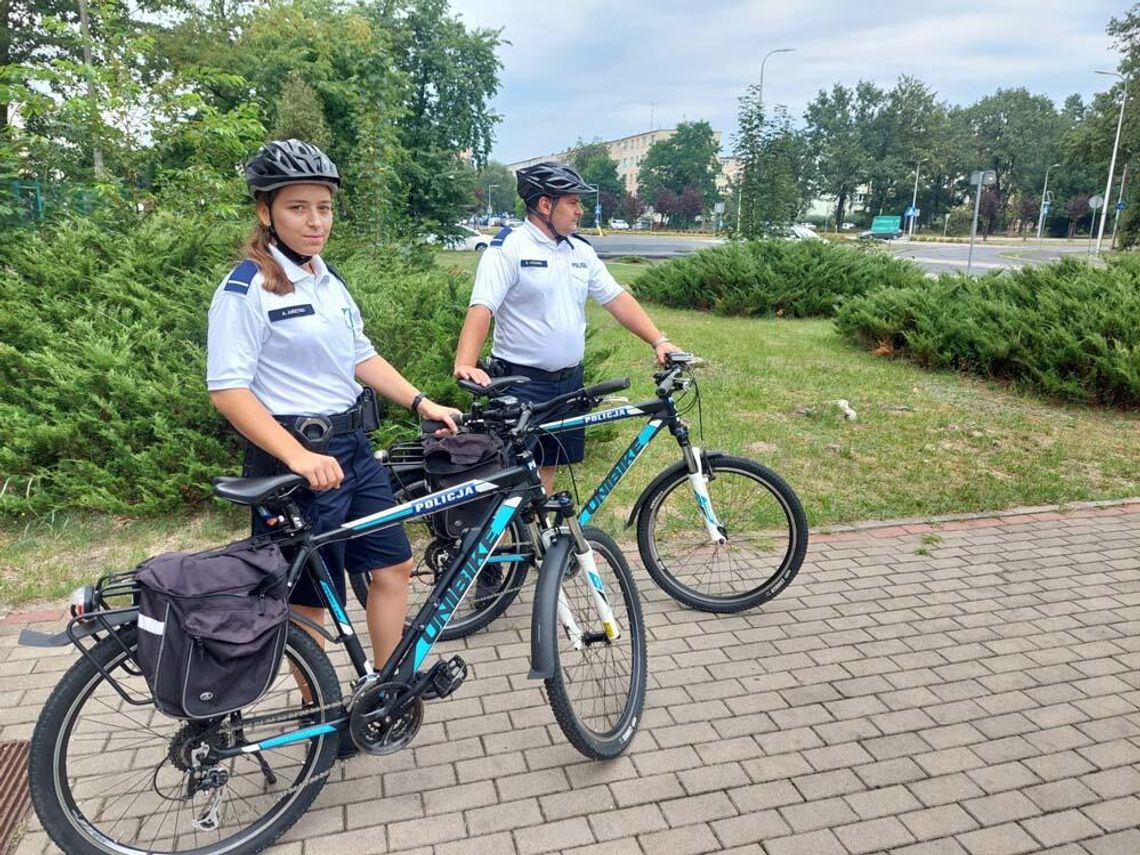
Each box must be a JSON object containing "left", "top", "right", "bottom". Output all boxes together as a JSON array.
[
  {"left": 571, "top": 262, "right": 588, "bottom": 270},
  {"left": 268, "top": 304, "right": 316, "bottom": 322},
  {"left": 224, "top": 281, "right": 250, "bottom": 294},
  {"left": 521, "top": 259, "right": 548, "bottom": 268}
]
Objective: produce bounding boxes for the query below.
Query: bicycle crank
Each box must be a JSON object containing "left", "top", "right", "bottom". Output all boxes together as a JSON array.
[{"left": 349, "top": 681, "right": 423, "bottom": 755}]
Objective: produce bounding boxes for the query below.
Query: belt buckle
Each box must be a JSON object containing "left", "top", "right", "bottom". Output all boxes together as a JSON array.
[{"left": 293, "top": 416, "right": 333, "bottom": 448}]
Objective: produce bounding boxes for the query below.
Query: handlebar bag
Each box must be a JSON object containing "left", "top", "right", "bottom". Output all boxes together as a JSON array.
[
  {"left": 422, "top": 434, "right": 507, "bottom": 538},
  {"left": 135, "top": 538, "right": 289, "bottom": 719}
]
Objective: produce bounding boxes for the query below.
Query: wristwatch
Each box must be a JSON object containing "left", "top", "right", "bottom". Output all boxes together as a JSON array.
[
  {"left": 650, "top": 334, "right": 669, "bottom": 347},
  {"left": 410, "top": 392, "right": 427, "bottom": 414}
]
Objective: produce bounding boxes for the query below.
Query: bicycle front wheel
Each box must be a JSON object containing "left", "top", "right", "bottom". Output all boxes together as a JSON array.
[
  {"left": 637, "top": 454, "right": 807, "bottom": 613},
  {"left": 28, "top": 624, "right": 341, "bottom": 855},
  {"left": 545, "top": 527, "right": 646, "bottom": 759}
]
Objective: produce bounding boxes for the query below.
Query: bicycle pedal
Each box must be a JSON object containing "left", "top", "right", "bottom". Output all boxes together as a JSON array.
[{"left": 427, "top": 655, "right": 468, "bottom": 700}]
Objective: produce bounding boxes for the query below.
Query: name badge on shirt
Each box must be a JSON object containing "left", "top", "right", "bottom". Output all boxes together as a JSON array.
[
  {"left": 520, "top": 259, "right": 548, "bottom": 268},
  {"left": 571, "top": 262, "right": 588, "bottom": 269},
  {"left": 268, "top": 304, "right": 316, "bottom": 322}
]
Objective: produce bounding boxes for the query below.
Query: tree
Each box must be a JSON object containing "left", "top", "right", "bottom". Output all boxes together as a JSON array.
[
  {"left": 678, "top": 186, "right": 703, "bottom": 226},
  {"left": 804, "top": 83, "right": 864, "bottom": 229},
  {"left": 1016, "top": 193, "right": 1040, "bottom": 237},
  {"left": 620, "top": 193, "right": 643, "bottom": 223},
  {"left": 639, "top": 120, "right": 719, "bottom": 210},
  {"left": 473, "top": 160, "right": 516, "bottom": 215},
  {"left": 734, "top": 90, "right": 804, "bottom": 236},
  {"left": 653, "top": 189, "right": 679, "bottom": 227},
  {"left": 272, "top": 69, "right": 332, "bottom": 150},
  {"left": 733, "top": 82, "right": 765, "bottom": 238},
  {"left": 1066, "top": 193, "right": 1091, "bottom": 238},
  {"left": 567, "top": 139, "right": 623, "bottom": 227}
]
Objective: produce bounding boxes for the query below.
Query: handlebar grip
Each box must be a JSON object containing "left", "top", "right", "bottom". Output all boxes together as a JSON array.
[
  {"left": 583, "top": 377, "right": 631, "bottom": 398},
  {"left": 420, "top": 413, "right": 466, "bottom": 433},
  {"left": 656, "top": 368, "right": 683, "bottom": 398}
]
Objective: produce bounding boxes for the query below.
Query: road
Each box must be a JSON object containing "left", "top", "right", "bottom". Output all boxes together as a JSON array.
[
  {"left": 886, "top": 239, "right": 1098, "bottom": 276},
  {"left": 590, "top": 234, "right": 1100, "bottom": 275}
]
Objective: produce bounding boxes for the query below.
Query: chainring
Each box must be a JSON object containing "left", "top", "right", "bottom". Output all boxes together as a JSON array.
[{"left": 348, "top": 681, "right": 423, "bottom": 755}]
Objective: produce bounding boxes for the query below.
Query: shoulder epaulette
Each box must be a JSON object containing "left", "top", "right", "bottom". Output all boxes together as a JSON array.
[
  {"left": 223, "top": 260, "right": 259, "bottom": 295},
  {"left": 489, "top": 226, "right": 513, "bottom": 247},
  {"left": 324, "top": 261, "right": 345, "bottom": 285},
  {"left": 570, "top": 233, "right": 592, "bottom": 247}
]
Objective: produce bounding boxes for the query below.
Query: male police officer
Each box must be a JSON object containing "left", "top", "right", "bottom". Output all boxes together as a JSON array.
[{"left": 454, "top": 162, "right": 681, "bottom": 495}]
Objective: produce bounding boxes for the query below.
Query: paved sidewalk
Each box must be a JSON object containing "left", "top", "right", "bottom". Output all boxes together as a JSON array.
[{"left": 5, "top": 502, "right": 1139, "bottom": 855}]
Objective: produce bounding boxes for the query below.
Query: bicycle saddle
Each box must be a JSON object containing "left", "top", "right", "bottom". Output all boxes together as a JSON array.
[{"left": 212, "top": 473, "right": 307, "bottom": 506}]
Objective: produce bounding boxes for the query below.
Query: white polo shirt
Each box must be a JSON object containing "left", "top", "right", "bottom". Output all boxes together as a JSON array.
[
  {"left": 469, "top": 219, "right": 624, "bottom": 372},
  {"left": 206, "top": 245, "right": 377, "bottom": 416}
]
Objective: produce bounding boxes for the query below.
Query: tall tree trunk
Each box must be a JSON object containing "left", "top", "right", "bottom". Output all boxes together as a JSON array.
[{"left": 0, "top": 0, "right": 10, "bottom": 132}]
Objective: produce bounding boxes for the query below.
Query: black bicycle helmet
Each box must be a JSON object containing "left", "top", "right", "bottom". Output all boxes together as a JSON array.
[
  {"left": 516, "top": 161, "right": 595, "bottom": 208},
  {"left": 245, "top": 139, "right": 341, "bottom": 194}
]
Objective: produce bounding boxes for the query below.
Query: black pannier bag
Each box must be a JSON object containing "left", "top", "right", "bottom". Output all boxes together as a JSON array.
[
  {"left": 135, "top": 538, "right": 290, "bottom": 719},
  {"left": 422, "top": 433, "right": 507, "bottom": 539}
]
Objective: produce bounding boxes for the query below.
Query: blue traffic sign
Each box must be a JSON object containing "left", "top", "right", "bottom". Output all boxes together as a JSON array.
[{"left": 1116, "top": 201, "right": 1127, "bottom": 211}]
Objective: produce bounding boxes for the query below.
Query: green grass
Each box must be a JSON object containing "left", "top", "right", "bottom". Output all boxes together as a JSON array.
[{"left": 2, "top": 254, "right": 1137, "bottom": 605}]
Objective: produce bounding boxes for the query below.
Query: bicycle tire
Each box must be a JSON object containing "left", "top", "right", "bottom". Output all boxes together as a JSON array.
[
  {"left": 350, "top": 483, "right": 530, "bottom": 641},
  {"left": 636, "top": 454, "right": 807, "bottom": 613},
  {"left": 28, "top": 623, "right": 341, "bottom": 855},
  {"left": 544, "top": 526, "right": 646, "bottom": 759}
]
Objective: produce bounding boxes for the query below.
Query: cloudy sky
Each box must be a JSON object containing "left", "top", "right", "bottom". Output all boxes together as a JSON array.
[{"left": 447, "top": 0, "right": 1127, "bottom": 165}]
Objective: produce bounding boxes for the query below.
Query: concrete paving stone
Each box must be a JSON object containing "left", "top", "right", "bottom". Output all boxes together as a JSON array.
[
  {"left": 791, "top": 768, "right": 866, "bottom": 801},
  {"left": 589, "top": 802, "right": 668, "bottom": 840},
  {"left": 710, "top": 810, "right": 792, "bottom": 847},
  {"left": 956, "top": 821, "right": 1042, "bottom": 855},
  {"left": 1086, "top": 830, "right": 1140, "bottom": 855},
  {"left": 961, "top": 790, "right": 1043, "bottom": 827},
  {"left": 514, "top": 816, "right": 596, "bottom": 854},
  {"left": 637, "top": 822, "right": 721, "bottom": 855},
  {"left": 899, "top": 804, "right": 980, "bottom": 840},
  {"left": 727, "top": 781, "right": 803, "bottom": 813},
  {"left": 761, "top": 828, "right": 848, "bottom": 855},
  {"left": 1020, "top": 809, "right": 1103, "bottom": 847},
  {"left": 834, "top": 816, "right": 916, "bottom": 854},
  {"left": 433, "top": 832, "right": 516, "bottom": 855},
  {"left": 1022, "top": 778, "right": 1100, "bottom": 812},
  {"left": 844, "top": 784, "right": 924, "bottom": 819},
  {"left": 1022, "top": 750, "right": 1098, "bottom": 782},
  {"left": 610, "top": 772, "right": 685, "bottom": 808},
  {"left": 1078, "top": 738, "right": 1140, "bottom": 770},
  {"left": 743, "top": 752, "right": 814, "bottom": 784},
  {"left": 1080, "top": 794, "right": 1140, "bottom": 831},
  {"left": 495, "top": 767, "right": 571, "bottom": 803},
  {"left": 777, "top": 797, "right": 860, "bottom": 833},
  {"left": 677, "top": 761, "right": 751, "bottom": 795},
  {"left": 465, "top": 798, "right": 544, "bottom": 836},
  {"left": 890, "top": 839, "right": 970, "bottom": 855},
  {"left": 853, "top": 757, "right": 927, "bottom": 788},
  {"left": 539, "top": 784, "right": 613, "bottom": 821},
  {"left": 907, "top": 772, "right": 987, "bottom": 807}
]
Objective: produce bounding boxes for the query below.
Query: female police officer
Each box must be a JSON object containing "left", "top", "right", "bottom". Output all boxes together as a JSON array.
[{"left": 206, "top": 139, "right": 458, "bottom": 680}]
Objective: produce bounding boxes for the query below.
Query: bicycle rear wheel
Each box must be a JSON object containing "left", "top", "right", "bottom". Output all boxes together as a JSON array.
[
  {"left": 637, "top": 454, "right": 807, "bottom": 613},
  {"left": 544, "top": 527, "right": 646, "bottom": 759},
  {"left": 350, "top": 482, "right": 532, "bottom": 640},
  {"left": 28, "top": 624, "right": 340, "bottom": 855}
]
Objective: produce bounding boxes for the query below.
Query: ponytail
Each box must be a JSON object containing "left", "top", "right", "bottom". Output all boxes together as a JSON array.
[{"left": 241, "top": 191, "right": 292, "bottom": 296}]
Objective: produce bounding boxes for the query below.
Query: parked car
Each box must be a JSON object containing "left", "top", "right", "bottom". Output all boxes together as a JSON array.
[
  {"left": 608, "top": 218, "right": 630, "bottom": 230},
  {"left": 788, "top": 225, "right": 822, "bottom": 241},
  {"left": 857, "top": 228, "right": 902, "bottom": 241},
  {"left": 632, "top": 219, "right": 651, "bottom": 230},
  {"left": 426, "top": 224, "right": 490, "bottom": 252}
]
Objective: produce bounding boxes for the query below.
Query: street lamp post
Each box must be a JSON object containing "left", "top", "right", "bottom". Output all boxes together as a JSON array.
[
  {"left": 908, "top": 157, "right": 926, "bottom": 239},
  {"left": 486, "top": 183, "right": 498, "bottom": 218},
  {"left": 1037, "top": 162, "right": 1061, "bottom": 245},
  {"left": 1095, "top": 71, "right": 1128, "bottom": 255},
  {"left": 1111, "top": 162, "right": 1129, "bottom": 250}
]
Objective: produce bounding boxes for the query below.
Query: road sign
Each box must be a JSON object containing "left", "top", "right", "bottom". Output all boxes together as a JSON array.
[
  {"left": 1089, "top": 195, "right": 1104, "bottom": 210},
  {"left": 871, "top": 215, "right": 902, "bottom": 235},
  {"left": 970, "top": 170, "right": 997, "bottom": 186},
  {"left": 594, "top": 203, "right": 602, "bottom": 218},
  {"left": 1043, "top": 203, "right": 1051, "bottom": 216},
  {"left": 1116, "top": 201, "right": 1127, "bottom": 211},
  {"left": 714, "top": 202, "right": 725, "bottom": 214}
]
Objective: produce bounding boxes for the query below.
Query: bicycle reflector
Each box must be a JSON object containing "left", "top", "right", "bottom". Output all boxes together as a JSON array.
[{"left": 69, "top": 585, "right": 96, "bottom": 622}]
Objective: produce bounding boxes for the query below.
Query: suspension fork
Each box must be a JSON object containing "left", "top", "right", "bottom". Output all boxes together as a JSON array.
[
  {"left": 551, "top": 494, "right": 621, "bottom": 644},
  {"left": 678, "top": 433, "right": 727, "bottom": 545}
]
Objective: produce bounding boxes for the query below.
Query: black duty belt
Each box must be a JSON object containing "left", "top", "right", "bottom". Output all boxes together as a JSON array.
[
  {"left": 272, "top": 389, "right": 379, "bottom": 450},
  {"left": 491, "top": 357, "right": 582, "bottom": 382}
]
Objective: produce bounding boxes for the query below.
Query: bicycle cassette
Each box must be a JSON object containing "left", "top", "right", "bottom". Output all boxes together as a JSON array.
[{"left": 349, "top": 681, "right": 423, "bottom": 755}]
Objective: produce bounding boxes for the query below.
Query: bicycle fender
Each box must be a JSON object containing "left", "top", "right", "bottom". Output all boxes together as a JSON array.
[
  {"left": 624, "top": 449, "right": 731, "bottom": 528},
  {"left": 18, "top": 606, "right": 139, "bottom": 647},
  {"left": 528, "top": 535, "right": 575, "bottom": 680}
]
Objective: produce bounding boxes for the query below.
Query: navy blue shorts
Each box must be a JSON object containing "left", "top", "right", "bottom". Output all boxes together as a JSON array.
[
  {"left": 250, "top": 431, "right": 412, "bottom": 608},
  {"left": 508, "top": 364, "right": 587, "bottom": 466}
]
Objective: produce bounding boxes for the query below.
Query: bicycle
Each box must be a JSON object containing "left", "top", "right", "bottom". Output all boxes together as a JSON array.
[
  {"left": 20, "top": 388, "right": 647, "bottom": 855},
  {"left": 353, "top": 352, "right": 807, "bottom": 642}
]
